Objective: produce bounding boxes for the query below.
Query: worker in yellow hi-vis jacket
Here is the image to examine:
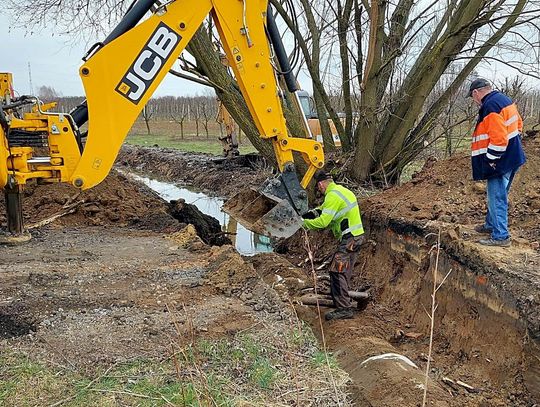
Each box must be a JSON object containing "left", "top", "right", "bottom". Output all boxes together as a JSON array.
[{"left": 302, "top": 170, "right": 365, "bottom": 321}]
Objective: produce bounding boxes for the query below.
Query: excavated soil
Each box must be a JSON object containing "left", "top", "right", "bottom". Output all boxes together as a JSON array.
[
  {"left": 1, "top": 134, "right": 539, "bottom": 405},
  {"left": 363, "top": 131, "right": 540, "bottom": 245},
  {"left": 0, "top": 170, "right": 179, "bottom": 232}
]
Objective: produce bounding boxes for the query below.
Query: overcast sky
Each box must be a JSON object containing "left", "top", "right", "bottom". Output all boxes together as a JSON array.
[{"left": 0, "top": 13, "right": 211, "bottom": 97}]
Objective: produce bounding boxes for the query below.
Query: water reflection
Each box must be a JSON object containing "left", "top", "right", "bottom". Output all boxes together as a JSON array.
[{"left": 121, "top": 171, "right": 273, "bottom": 256}]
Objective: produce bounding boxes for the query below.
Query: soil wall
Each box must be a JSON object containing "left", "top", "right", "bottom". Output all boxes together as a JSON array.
[{"left": 359, "top": 216, "right": 539, "bottom": 404}]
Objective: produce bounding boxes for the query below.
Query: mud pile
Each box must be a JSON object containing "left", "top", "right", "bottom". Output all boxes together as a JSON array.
[
  {"left": 364, "top": 131, "right": 540, "bottom": 244},
  {"left": 0, "top": 170, "right": 231, "bottom": 246},
  {"left": 169, "top": 199, "right": 231, "bottom": 246},
  {"left": 0, "top": 171, "right": 178, "bottom": 231}
]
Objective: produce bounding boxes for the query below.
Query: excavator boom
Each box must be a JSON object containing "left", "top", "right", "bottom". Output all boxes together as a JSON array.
[{"left": 0, "top": 0, "right": 324, "bottom": 239}]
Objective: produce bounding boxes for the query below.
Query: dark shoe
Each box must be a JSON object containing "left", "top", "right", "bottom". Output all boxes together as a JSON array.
[
  {"left": 478, "top": 238, "right": 511, "bottom": 247},
  {"left": 474, "top": 225, "right": 493, "bottom": 234},
  {"left": 325, "top": 308, "right": 354, "bottom": 321}
]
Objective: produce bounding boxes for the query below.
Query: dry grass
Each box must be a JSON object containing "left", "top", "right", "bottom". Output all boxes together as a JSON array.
[
  {"left": 168, "top": 307, "right": 352, "bottom": 406},
  {"left": 0, "top": 314, "right": 351, "bottom": 406}
]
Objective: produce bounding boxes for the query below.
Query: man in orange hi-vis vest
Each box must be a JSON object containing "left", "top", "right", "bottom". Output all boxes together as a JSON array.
[{"left": 469, "top": 78, "right": 526, "bottom": 247}]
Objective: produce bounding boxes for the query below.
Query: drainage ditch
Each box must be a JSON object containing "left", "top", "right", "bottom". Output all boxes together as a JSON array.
[{"left": 123, "top": 171, "right": 273, "bottom": 256}]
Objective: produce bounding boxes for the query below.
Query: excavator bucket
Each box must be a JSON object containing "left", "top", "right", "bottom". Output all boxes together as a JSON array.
[{"left": 222, "top": 168, "right": 308, "bottom": 239}]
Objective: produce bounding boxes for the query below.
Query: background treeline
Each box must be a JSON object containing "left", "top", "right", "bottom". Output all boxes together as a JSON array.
[{"left": 38, "top": 78, "right": 540, "bottom": 158}]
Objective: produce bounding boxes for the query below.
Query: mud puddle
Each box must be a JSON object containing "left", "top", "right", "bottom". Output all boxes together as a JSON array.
[{"left": 123, "top": 171, "right": 273, "bottom": 256}]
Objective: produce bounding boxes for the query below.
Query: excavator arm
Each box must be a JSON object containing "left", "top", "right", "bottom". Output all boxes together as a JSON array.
[{"left": 0, "top": 0, "right": 324, "bottom": 239}]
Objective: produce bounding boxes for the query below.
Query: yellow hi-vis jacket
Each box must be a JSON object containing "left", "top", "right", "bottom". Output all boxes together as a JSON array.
[{"left": 302, "top": 182, "right": 364, "bottom": 240}]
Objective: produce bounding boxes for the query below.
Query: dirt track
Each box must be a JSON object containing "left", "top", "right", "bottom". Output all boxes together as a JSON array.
[{"left": 1, "top": 136, "right": 540, "bottom": 405}]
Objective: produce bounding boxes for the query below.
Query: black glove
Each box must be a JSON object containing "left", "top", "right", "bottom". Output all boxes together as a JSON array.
[{"left": 301, "top": 208, "right": 321, "bottom": 219}]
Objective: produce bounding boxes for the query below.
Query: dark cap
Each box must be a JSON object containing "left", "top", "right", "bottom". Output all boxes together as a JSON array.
[
  {"left": 468, "top": 78, "right": 491, "bottom": 97},
  {"left": 314, "top": 170, "right": 332, "bottom": 183}
]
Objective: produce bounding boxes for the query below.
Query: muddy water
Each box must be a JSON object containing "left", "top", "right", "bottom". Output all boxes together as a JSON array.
[{"left": 124, "top": 172, "right": 273, "bottom": 256}]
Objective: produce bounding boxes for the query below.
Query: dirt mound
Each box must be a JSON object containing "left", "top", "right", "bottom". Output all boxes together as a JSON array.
[
  {"left": 364, "top": 132, "right": 540, "bottom": 244},
  {"left": 0, "top": 170, "right": 234, "bottom": 246},
  {"left": 0, "top": 171, "right": 181, "bottom": 232},
  {"left": 169, "top": 199, "right": 231, "bottom": 246},
  {"left": 118, "top": 145, "right": 269, "bottom": 198}
]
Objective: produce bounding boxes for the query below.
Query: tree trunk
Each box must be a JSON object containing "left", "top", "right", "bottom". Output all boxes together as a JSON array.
[
  {"left": 313, "top": 87, "right": 335, "bottom": 151},
  {"left": 337, "top": 0, "right": 354, "bottom": 148},
  {"left": 143, "top": 106, "right": 151, "bottom": 135},
  {"left": 187, "top": 27, "right": 277, "bottom": 165},
  {"left": 350, "top": 0, "right": 387, "bottom": 182}
]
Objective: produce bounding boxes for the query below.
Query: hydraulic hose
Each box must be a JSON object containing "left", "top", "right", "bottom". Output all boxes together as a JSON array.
[{"left": 266, "top": 4, "right": 298, "bottom": 93}]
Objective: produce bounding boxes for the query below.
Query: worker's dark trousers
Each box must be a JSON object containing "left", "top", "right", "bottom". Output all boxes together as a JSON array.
[{"left": 329, "top": 235, "right": 364, "bottom": 309}]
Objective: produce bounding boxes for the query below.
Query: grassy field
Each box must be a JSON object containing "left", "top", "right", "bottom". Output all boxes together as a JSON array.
[
  {"left": 127, "top": 119, "right": 257, "bottom": 155},
  {"left": 0, "top": 322, "right": 348, "bottom": 406}
]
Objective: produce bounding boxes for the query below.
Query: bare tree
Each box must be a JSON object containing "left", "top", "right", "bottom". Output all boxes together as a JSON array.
[
  {"left": 190, "top": 99, "right": 201, "bottom": 138},
  {"left": 37, "top": 85, "right": 61, "bottom": 101},
  {"left": 141, "top": 104, "right": 152, "bottom": 135},
  {"left": 199, "top": 96, "right": 215, "bottom": 139},
  {"left": 170, "top": 98, "right": 189, "bottom": 140},
  {"left": 273, "top": 0, "right": 539, "bottom": 183}
]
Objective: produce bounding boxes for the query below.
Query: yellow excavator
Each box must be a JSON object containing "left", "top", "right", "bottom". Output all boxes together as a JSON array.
[{"left": 0, "top": 0, "right": 325, "bottom": 242}]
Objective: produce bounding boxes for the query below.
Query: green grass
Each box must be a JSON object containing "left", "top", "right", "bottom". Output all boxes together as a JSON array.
[
  {"left": 0, "top": 320, "right": 350, "bottom": 406},
  {"left": 248, "top": 358, "right": 277, "bottom": 389},
  {"left": 311, "top": 350, "right": 340, "bottom": 369},
  {"left": 0, "top": 352, "right": 203, "bottom": 406},
  {"left": 126, "top": 133, "right": 257, "bottom": 155}
]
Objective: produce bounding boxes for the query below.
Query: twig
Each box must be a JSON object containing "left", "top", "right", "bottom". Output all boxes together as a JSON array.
[
  {"left": 160, "top": 395, "right": 175, "bottom": 406},
  {"left": 37, "top": 335, "right": 76, "bottom": 370},
  {"left": 422, "top": 229, "right": 452, "bottom": 406},
  {"left": 285, "top": 299, "right": 302, "bottom": 407},
  {"left": 89, "top": 388, "right": 161, "bottom": 400},
  {"left": 166, "top": 303, "right": 197, "bottom": 406},
  {"left": 27, "top": 200, "right": 84, "bottom": 229}
]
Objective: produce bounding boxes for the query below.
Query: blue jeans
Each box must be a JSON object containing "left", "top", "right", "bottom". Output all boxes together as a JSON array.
[{"left": 484, "top": 169, "right": 517, "bottom": 240}]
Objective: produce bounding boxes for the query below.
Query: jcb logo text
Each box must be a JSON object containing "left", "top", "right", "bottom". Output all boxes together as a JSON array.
[{"left": 116, "top": 23, "right": 180, "bottom": 104}]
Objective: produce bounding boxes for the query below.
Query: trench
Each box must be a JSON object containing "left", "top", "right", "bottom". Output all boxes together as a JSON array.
[
  {"left": 319, "top": 218, "right": 540, "bottom": 406},
  {"left": 123, "top": 171, "right": 273, "bottom": 256},
  {"left": 116, "top": 149, "right": 538, "bottom": 405}
]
